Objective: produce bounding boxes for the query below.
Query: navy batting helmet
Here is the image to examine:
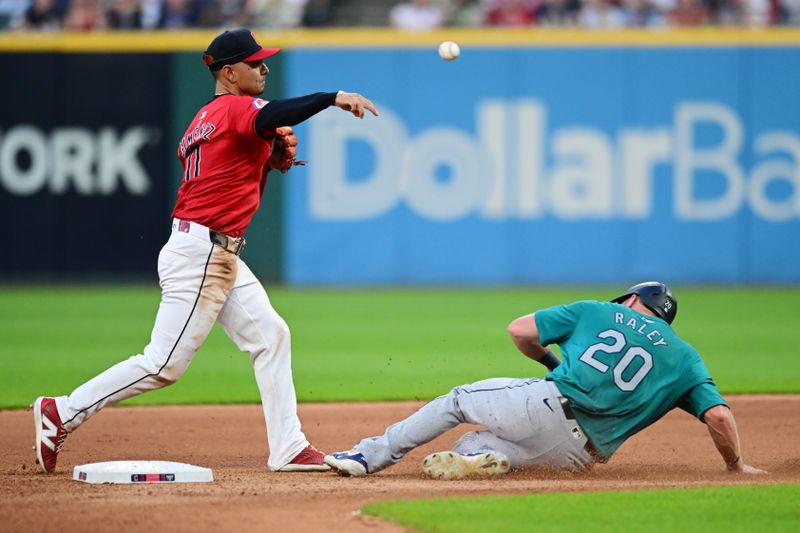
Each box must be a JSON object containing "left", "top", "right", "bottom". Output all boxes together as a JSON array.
[{"left": 611, "top": 281, "right": 678, "bottom": 324}]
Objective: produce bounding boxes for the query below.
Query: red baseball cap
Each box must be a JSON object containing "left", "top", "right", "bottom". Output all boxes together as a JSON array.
[{"left": 203, "top": 28, "right": 280, "bottom": 71}]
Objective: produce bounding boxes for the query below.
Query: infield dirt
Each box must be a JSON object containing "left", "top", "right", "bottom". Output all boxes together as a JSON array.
[{"left": 3, "top": 395, "right": 799, "bottom": 533}]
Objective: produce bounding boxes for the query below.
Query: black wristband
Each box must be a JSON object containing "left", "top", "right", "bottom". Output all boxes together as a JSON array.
[{"left": 539, "top": 349, "right": 561, "bottom": 371}]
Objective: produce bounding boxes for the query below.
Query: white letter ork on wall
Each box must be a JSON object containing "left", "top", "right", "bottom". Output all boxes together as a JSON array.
[
  {"left": 0, "top": 126, "right": 153, "bottom": 196},
  {"left": 0, "top": 126, "right": 49, "bottom": 195}
]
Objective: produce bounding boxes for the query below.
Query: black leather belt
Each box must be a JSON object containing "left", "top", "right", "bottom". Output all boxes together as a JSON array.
[
  {"left": 209, "top": 230, "right": 246, "bottom": 256},
  {"left": 557, "top": 396, "right": 606, "bottom": 463}
]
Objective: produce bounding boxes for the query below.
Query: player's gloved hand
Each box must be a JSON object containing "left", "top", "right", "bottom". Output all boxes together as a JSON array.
[{"left": 268, "top": 126, "right": 305, "bottom": 173}]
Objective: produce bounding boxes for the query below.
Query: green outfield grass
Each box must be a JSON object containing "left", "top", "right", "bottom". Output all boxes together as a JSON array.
[
  {"left": 0, "top": 286, "right": 798, "bottom": 408},
  {"left": 364, "top": 484, "right": 800, "bottom": 533}
]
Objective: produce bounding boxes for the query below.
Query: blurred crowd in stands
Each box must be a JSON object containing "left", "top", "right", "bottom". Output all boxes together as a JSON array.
[{"left": 2, "top": 0, "right": 798, "bottom": 32}]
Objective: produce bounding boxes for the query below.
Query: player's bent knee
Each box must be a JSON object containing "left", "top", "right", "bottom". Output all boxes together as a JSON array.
[
  {"left": 452, "top": 431, "right": 480, "bottom": 453},
  {"left": 449, "top": 383, "right": 472, "bottom": 397},
  {"left": 154, "top": 361, "right": 190, "bottom": 385},
  {"left": 276, "top": 316, "right": 290, "bottom": 335},
  {"left": 270, "top": 317, "right": 291, "bottom": 344}
]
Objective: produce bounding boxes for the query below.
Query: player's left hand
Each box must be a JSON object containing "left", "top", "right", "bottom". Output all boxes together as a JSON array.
[{"left": 269, "top": 126, "right": 303, "bottom": 173}]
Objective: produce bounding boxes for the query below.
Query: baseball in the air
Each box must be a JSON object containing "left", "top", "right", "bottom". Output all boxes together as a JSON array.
[{"left": 438, "top": 41, "right": 460, "bottom": 61}]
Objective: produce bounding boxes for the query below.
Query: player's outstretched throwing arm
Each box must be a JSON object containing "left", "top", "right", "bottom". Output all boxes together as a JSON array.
[
  {"left": 255, "top": 91, "right": 378, "bottom": 173},
  {"left": 703, "top": 404, "right": 767, "bottom": 474},
  {"left": 255, "top": 91, "right": 378, "bottom": 131}
]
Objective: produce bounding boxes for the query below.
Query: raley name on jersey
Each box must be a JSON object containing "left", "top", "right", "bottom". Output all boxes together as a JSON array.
[
  {"left": 179, "top": 121, "right": 216, "bottom": 158},
  {"left": 614, "top": 313, "right": 667, "bottom": 346}
]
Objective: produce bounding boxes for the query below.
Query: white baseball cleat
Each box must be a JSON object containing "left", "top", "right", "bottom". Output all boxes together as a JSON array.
[{"left": 422, "top": 451, "right": 510, "bottom": 480}]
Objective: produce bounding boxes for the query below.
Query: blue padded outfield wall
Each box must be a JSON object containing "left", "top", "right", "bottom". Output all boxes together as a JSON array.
[
  {"left": 1, "top": 33, "right": 797, "bottom": 284},
  {"left": 284, "top": 46, "right": 800, "bottom": 285}
]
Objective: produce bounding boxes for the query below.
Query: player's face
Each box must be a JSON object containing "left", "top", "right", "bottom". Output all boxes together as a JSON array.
[{"left": 236, "top": 60, "right": 268, "bottom": 96}]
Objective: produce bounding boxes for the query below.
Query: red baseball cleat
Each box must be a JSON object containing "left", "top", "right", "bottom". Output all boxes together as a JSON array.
[
  {"left": 277, "top": 444, "right": 331, "bottom": 472},
  {"left": 32, "top": 397, "right": 68, "bottom": 473}
]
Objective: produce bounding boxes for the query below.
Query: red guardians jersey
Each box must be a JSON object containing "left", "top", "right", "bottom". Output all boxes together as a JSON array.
[{"left": 172, "top": 94, "right": 274, "bottom": 237}]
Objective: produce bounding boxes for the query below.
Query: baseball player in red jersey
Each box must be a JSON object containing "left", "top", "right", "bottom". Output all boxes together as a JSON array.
[{"left": 32, "top": 28, "right": 379, "bottom": 474}]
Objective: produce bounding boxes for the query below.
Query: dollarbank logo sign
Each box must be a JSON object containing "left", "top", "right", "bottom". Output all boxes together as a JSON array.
[{"left": 307, "top": 100, "right": 799, "bottom": 223}]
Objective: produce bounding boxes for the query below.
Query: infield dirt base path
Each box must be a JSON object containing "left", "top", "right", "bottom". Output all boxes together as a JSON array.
[{"left": 3, "top": 396, "right": 799, "bottom": 533}]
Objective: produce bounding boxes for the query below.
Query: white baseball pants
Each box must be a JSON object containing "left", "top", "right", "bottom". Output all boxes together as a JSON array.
[
  {"left": 55, "top": 220, "right": 309, "bottom": 470},
  {"left": 355, "top": 378, "right": 595, "bottom": 473}
]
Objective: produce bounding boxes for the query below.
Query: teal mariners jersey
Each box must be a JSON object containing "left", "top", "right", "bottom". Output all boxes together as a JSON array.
[{"left": 535, "top": 300, "right": 727, "bottom": 459}]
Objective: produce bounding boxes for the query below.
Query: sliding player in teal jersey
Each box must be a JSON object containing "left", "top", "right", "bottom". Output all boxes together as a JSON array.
[{"left": 326, "top": 282, "right": 766, "bottom": 479}]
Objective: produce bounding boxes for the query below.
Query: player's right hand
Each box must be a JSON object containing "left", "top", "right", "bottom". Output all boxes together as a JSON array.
[
  {"left": 335, "top": 92, "right": 379, "bottom": 119},
  {"left": 731, "top": 463, "right": 768, "bottom": 474}
]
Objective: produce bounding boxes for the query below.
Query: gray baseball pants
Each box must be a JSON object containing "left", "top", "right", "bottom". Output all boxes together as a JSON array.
[{"left": 355, "top": 378, "right": 595, "bottom": 473}]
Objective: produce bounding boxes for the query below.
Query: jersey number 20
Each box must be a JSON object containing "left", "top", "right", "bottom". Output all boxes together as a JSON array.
[{"left": 578, "top": 330, "right": 653, "bottom": 392}]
